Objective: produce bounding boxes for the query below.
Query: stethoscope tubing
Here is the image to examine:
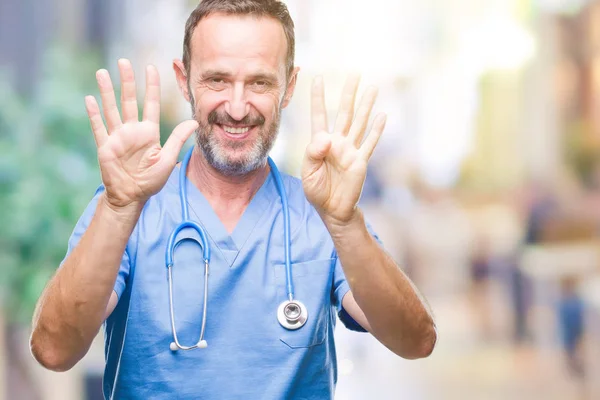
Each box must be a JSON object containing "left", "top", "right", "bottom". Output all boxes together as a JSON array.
[
  {"left": 266, "top": 158, "right": 294, "bottom": 301},
  {"left": 166, "top": 146, "right": 302, "bottom": 351}
]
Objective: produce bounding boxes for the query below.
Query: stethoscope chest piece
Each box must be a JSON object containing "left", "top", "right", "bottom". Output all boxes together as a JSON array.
[{"left": 277, "top": 300, "right": 308, "bottom": 330}]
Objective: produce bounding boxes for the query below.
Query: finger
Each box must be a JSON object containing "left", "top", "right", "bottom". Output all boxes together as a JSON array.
[
  {"left": 118, "top": 59, "right": 139, "bottom": 123},
  {"left": 143, "top": 65, "right": 161, "bottom": 124},
  {"left": 303, "top": 133, "right": 332, "bottom": 177},
  {"left": 333, "top": 74, "right": 360, "bottom": 135},
  {"left": 85, "top": 95, "right": 108, "bottom": 148},
  {"left": 311, "top": 76, "right": 328, "bottom": 137},
  {"left": 359, "top": 113, "right": 387, "bottom": 161},
  {"left": 347, "top": 86, "right": 378, "bottom": 147},
  {"left": 161, "top": 120, "right": 199, "bottom": 165},
  {"left": 305, "top": 133, "right": 332, "bottom": 164},
  {"left": 96, "top": 69, "right": 123, "bottom": 132}
]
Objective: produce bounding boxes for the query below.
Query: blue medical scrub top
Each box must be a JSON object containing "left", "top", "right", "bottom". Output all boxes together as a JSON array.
[{"left": 63, "top": 164, "right": 373, "bottom": 399}]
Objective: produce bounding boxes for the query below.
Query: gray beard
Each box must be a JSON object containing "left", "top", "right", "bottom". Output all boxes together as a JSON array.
[{"left": 190, "top": 97, "right": 281, "bottom": 176}]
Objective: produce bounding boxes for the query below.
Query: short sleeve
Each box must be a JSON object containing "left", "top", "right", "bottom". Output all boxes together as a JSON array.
[
  {"left": 331, "top": 223, "right": 382, "bottom": 333},
  {"left": 61, "top": 186, "right": 131, "bottom": 300}
]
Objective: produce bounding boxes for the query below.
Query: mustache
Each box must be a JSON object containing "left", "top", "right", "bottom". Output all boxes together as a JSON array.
[{"left": 207, "top": 110, "right": 265, "bottom": 127}]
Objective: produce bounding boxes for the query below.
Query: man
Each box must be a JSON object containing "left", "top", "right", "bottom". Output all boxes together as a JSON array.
[{"left": 30, "top": 0, "right": 436, "bottom": 398}]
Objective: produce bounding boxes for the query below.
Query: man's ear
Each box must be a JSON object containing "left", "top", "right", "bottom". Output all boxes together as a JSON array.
[
  {"left": 173, "top": 59, "right": 191, "bottom": 103},
  {"left": 281, "top": 66, "right": 300, "bottom": 109}
]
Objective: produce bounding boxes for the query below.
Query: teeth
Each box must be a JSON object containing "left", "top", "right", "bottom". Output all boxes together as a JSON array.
[{"left": 223, "top": 126, "right": 250, "bottom": 134}]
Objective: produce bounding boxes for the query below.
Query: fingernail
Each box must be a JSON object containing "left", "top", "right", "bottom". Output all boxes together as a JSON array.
[{"left": 96, "top": 69, "right": 108, "bottom": 82}]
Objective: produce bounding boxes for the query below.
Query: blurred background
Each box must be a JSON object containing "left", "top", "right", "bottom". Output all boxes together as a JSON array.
[{"left": 3, "top": 0, "right": 600, "bottom": 398}]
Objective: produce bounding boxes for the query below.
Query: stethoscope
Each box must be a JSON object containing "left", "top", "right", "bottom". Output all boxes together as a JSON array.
[{"left": 166, "top": 146, "right": 307, "bottom": 351}]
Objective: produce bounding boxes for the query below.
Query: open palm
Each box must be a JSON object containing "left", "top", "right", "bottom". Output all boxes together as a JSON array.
[
  {"left": 302, "top": 76, "right": 387, "bottom": 224},
  {"left": 85, "top": 59, "right": 198, "bottom": 209}
]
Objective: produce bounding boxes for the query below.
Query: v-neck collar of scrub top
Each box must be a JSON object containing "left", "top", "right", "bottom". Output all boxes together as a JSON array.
[{"left": 167, "top": 163, "right": 278, "bottom": 268}]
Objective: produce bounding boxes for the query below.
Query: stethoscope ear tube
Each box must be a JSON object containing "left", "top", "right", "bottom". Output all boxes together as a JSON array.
[
  {"left": 167, "top": 147, "right": 212, "bottom": 352},
  {"left": 167, "top": 256, "right": 210, "bottom": 352},
  {"left": 165, "top": 221, "right": 210, "bottom": 267}
]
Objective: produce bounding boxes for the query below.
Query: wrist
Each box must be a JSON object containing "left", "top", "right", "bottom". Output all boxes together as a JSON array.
[
  {"left": 99, "top": 192, "right": 145, "bottom": 223},
  {"left": 321, "top": 208, "right": 365, "bottom": 239}
]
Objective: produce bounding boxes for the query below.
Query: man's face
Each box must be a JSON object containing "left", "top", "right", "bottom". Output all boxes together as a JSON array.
[{"left": 183, "top": 13, "right": 296, "bottom": 176}]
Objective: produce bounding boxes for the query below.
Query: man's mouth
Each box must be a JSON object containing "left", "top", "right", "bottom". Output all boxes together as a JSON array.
[
  {"left": 222, "top": 125, "right": 251, "bottom": 134},
  {"left": 215, "top": 124, "right": 255, "bottom": 140}
]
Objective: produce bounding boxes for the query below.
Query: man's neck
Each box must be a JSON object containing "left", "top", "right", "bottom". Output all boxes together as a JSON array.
[{"left": 187, "top": 148, "right": 270, "bottom": 233}]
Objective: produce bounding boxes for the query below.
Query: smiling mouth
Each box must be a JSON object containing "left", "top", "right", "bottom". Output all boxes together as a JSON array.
[
  {"left": 221, "top": 125, "right": 251, "bottom": 134},
  {"left": 214, "top": 124, "right": 256, "bottom": 140}
]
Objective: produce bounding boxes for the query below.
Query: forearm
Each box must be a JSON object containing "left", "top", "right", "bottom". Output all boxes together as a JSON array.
[
  {"left": 30, "top": 193, "right": 142, "bottom": 371},
  {"left": 325, "top": 210, "right": 436, "bottom": 359}
]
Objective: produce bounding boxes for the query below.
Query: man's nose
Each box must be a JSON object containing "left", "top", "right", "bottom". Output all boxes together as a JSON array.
[{"left": 224, "top": 83, "right": 250, "bottom": 122}]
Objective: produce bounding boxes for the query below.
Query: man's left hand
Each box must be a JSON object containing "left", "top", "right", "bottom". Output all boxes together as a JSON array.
[{"left": 302, "top": 75, "right": 387, "bottom": 226}]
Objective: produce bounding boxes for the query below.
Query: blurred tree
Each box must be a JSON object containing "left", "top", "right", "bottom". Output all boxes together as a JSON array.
[
  {"left": 0, "top": 45, "right": 179, "bottom": 327},
  {"left": 1, "top": 43, "right": 105, "bottom": 399},
  {"left": 1, "top": 42, "right": 180, "bottom": 398},
  {"left": 0, "top": 45, "right": 102, "bottom": 325}
]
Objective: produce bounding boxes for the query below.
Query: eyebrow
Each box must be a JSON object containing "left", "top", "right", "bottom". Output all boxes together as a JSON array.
[
  {"left": 248, "top": 72, "right": 279, "bottom": 83},
  {"left": 199, "top": 69, "right": 233, "bottom": 78}
]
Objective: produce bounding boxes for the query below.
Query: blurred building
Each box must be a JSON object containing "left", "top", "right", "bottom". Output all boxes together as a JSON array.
[{"left": 0, "top": 0, "right": 124, "bottom": 97}]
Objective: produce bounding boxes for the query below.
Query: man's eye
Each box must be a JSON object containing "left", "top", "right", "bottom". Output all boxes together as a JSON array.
[
  {"left": 211, "top": 78, "right": 224, "bottom": 84},
  {"left": 251, "top": 81, "right": 270, "bottom": 90}
]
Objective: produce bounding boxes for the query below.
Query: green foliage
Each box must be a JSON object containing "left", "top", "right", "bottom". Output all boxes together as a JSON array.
[
  {"left": 0, "top": 46, "right": 101, "bottom": 323},
  {"left": 0, "top": 45, "right": 179, "bottom": 324}
]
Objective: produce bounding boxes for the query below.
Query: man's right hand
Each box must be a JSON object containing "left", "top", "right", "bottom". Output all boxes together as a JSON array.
[{"left": 85, "top": 59, "right": 198, "bottom": 210}]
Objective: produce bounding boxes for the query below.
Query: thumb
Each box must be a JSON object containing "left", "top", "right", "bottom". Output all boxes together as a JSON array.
[
  {"left": 162, "top": 120, "right": 199, "bottom": 165},
  {"left": 303, "top": 133, "right": 331, "bottom": 175}
]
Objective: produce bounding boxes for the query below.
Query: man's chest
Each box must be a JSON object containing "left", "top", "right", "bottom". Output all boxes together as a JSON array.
[{"left": 126, "top": 229, "right": 337, "bottom": 351}]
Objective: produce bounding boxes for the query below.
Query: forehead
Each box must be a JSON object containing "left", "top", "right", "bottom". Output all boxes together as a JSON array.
[{"left": 190, "top": 13, "right": 288, "bottom": 76}]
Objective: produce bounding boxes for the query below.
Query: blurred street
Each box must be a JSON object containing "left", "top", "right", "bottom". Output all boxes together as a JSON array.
[{"left": 335, "top": 286, "right": 584, "bottom": 400}]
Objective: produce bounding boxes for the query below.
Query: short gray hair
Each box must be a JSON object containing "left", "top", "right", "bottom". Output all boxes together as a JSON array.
[{"left": 182, "top": 0, "right": 295, "bottom": 78}]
